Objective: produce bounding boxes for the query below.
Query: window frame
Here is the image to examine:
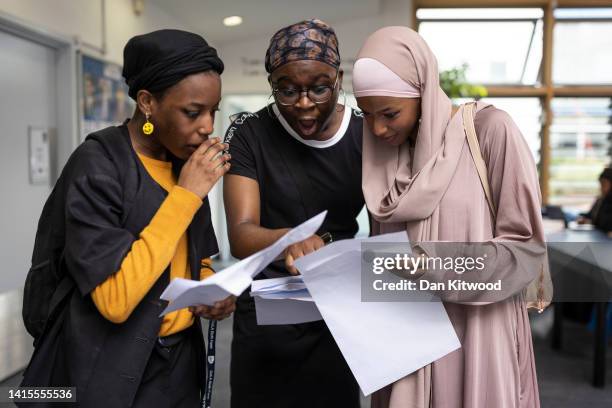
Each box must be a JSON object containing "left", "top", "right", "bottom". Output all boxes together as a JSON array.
[{"left": 414, "top": 0, "right": 612, "bottom": 204}]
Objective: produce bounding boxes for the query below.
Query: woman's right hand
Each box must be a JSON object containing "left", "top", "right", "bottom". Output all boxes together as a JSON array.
[
  {"left": 178, "top": 137, "right": 231, "bottom": 199},
  {"left": 189, "top": 295, "right": 236, "bottom": 321},
  {"left": 284, "top": 234, "right": 325, "bottom": 275}
]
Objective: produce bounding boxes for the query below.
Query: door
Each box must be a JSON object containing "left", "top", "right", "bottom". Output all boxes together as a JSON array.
[{"left": 0, "top": 28, "right": 57, "bottom": 380}]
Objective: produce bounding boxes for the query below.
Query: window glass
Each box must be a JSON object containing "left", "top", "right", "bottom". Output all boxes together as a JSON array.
[
  {"left": 554, "top": 8, "right": 612, "bottom": 19},
  {"left": 553, "top": 21, "right": 612, "bottom": 84},
  {"left": 456, "top": 97, "right": 543, "bottom": 166},
  {"left": 549, "top": 98, "right": 612, "bottom": 210},
  {"left": 419, "top": 17, "right": 543, "bottom": 85},
  {"left": 417, "top": 8, "right": 543, "bottom": 19}
]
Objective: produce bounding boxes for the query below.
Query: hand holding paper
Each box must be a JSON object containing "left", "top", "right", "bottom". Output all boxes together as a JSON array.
[{"left": 159, "top": 211, "right": 327, "bottom": 316}]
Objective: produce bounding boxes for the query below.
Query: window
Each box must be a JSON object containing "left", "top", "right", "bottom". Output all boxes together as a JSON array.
[
  {"left": 483, "top": 98, "right": 543, "bottom": 164},
  {"left": 553, "top": 8, "right": 612, "bottom": 84},
  {"left": 549, "top": 98, "right": 612, "bottom": 209},
  {"left": 456, "top": 97, "right": 543, "bottom": 164},
  {"left": 418, "top": 8, "right": 543, "bottom": 85},
  {"left": 415, "top": 1, "right": 612, "bottom": 209}
]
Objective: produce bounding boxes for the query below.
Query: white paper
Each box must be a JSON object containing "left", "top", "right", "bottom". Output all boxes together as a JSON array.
[
  {"left": 253, "top": 296, "right": 322, "bottom": 325},
  {"left": 159, "top": 211, "right": 327, "bottom": 316},
  {"left": 251, "top": 276, "right": 307, "bottom": 295},
  {"left": 294, "top": 232, "right": 461, "bottom": 396},
  {"left": 250, "top": 276, "right": 320, "bottom": 325}
]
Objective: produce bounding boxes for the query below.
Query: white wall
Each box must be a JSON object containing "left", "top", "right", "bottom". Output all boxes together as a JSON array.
[
  {"left": 0, "top": 0, "right": 192, "bottom": 64},
  {"left": 217, "top": 0, "right": 414, "bottom": 94}
]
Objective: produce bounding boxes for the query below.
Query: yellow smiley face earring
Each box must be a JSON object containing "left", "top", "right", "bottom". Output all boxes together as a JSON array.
[{"left": 142, "top": 112, "right": 154, "bottom": 135}]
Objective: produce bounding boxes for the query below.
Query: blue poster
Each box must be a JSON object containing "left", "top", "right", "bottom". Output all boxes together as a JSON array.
[{"left": 81, "top": 54, "right": 134, "bottom": 139}]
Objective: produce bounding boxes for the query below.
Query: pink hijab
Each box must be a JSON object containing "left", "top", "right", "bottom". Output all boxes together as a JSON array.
[{"left": 354, "top": 26, "right": 488, "bottom": 240}]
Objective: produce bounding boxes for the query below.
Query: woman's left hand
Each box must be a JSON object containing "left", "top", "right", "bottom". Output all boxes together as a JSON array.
[{"left": 189, "top": 295, "right": 236, "bottom": 320}]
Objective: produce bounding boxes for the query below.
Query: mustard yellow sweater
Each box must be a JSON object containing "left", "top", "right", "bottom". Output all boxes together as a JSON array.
[{"left": 91, "top": 153, "right": 214, "bottom": 336}]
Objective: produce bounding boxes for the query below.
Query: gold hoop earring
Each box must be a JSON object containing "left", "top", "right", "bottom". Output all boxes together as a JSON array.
[{"left": 142, "top": 112, "right": 154, "bottom": 135}]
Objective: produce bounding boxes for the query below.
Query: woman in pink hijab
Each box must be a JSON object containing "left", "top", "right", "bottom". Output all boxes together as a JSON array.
[{"left": 353, "top": 26, "right": 551, "bottom": 408}]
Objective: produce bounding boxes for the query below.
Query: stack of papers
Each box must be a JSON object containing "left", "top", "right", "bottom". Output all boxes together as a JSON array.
[
  {"left": 250, "top": 276, "right": 322, "bottom": 325},
  {"left": 251, "top": 276, "right": 310, "bottom": 300},
  {"left": 293, "top": 231, "right": 461, "bottom": 396},
  {"left": 159, "top": 211, "right": 327, "bottom": 316}
]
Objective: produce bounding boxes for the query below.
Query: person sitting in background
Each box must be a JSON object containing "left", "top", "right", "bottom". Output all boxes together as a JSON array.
[{"left": 577, "top": 167, "right": 612, "bottom": 233}]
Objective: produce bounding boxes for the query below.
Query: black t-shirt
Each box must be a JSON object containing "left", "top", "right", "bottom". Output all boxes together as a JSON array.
[{"left": 225, "top": 104, "right": 365, "bottom": 276}]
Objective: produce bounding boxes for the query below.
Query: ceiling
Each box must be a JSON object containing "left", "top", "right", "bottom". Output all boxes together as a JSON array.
[{"left": 149, "top": 0, "right": 382, "bottom": 45}]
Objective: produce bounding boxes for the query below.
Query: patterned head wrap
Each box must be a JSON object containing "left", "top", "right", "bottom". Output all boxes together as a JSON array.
[{"left": 265, "top": 19, "right": 340, "bottom": 73}]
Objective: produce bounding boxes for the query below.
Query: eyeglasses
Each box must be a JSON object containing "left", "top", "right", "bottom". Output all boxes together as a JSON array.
[{"left": 272, "top": 74, "right": 339, "bottom": 106}]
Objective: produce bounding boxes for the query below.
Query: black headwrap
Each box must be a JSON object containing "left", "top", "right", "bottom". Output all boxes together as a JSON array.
[{"left": 122, "top": 29, "right": 224, "bottom": 100}]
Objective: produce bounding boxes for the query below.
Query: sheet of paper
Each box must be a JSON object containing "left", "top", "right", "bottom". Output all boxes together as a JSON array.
[
  {"left": 159, "top": 211, "right": 327, "bottom": 316},
  {"left": 294, "top": 232, "right": 460, "bottom": 396},
  {"left": 251, "top": 276, "right": 318, "bottom": 324},
  {"left": 251, "top": 276, "right": 307, "bottom": 295},
  {"left": 256, "top": 289, "right": 311, "bottom": 300},
  {"left": 253, "top": 296, "right": 322, "bottom": 325}
]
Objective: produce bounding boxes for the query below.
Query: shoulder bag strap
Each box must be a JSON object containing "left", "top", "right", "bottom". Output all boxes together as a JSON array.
[{"left": 462, "top": 102, "right": 497, "bottom": 222}]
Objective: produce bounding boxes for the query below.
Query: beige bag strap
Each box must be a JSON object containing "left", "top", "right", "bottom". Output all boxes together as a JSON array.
[
  {"left": 462, "top": 102, "right": 496, "bottom": 221},
  {"left": 462, "top": 102, "right": 549, "bottom": 312}
]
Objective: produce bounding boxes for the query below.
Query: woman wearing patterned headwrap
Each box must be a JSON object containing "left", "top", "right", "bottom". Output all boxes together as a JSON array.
[
  {"left": 224, "top": 19, "right": 362, "bottom": 408},
  {"left": 20, "top": 29, "right": 234, "bottom": 407}
]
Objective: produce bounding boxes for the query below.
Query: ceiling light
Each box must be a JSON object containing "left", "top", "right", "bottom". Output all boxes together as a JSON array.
[{"left": 223, "top": 16, "right": 243, "bottom": 27}]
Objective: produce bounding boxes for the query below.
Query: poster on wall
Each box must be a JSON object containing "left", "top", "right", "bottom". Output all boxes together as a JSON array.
[{"left": 80, "top": 54, "right": 134, "bottom": 140}]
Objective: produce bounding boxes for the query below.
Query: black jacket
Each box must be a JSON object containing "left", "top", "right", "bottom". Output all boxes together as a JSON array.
[{"left": 20, "top": 124, "right": 218, "bottom": 407}]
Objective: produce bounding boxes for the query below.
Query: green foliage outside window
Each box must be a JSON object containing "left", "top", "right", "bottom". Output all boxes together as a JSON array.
[{"left": 440, "top": 64, "right": 488, "bottom": 99}]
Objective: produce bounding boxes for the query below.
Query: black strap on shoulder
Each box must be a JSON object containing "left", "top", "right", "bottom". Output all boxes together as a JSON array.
[
  {"left": 47, "top": 274, "right": 73, "bottom": 319},
  {"left": 35, "top": 271, "right": 74, "bottom": 347}
]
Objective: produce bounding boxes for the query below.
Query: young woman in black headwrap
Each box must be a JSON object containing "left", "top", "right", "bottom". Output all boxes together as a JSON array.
[
  {"left": 224, "top": 19, "right": 363, "bottom": 408},
  {"left": 20, "top": 29, "right": 234, "bottom": 407}
]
